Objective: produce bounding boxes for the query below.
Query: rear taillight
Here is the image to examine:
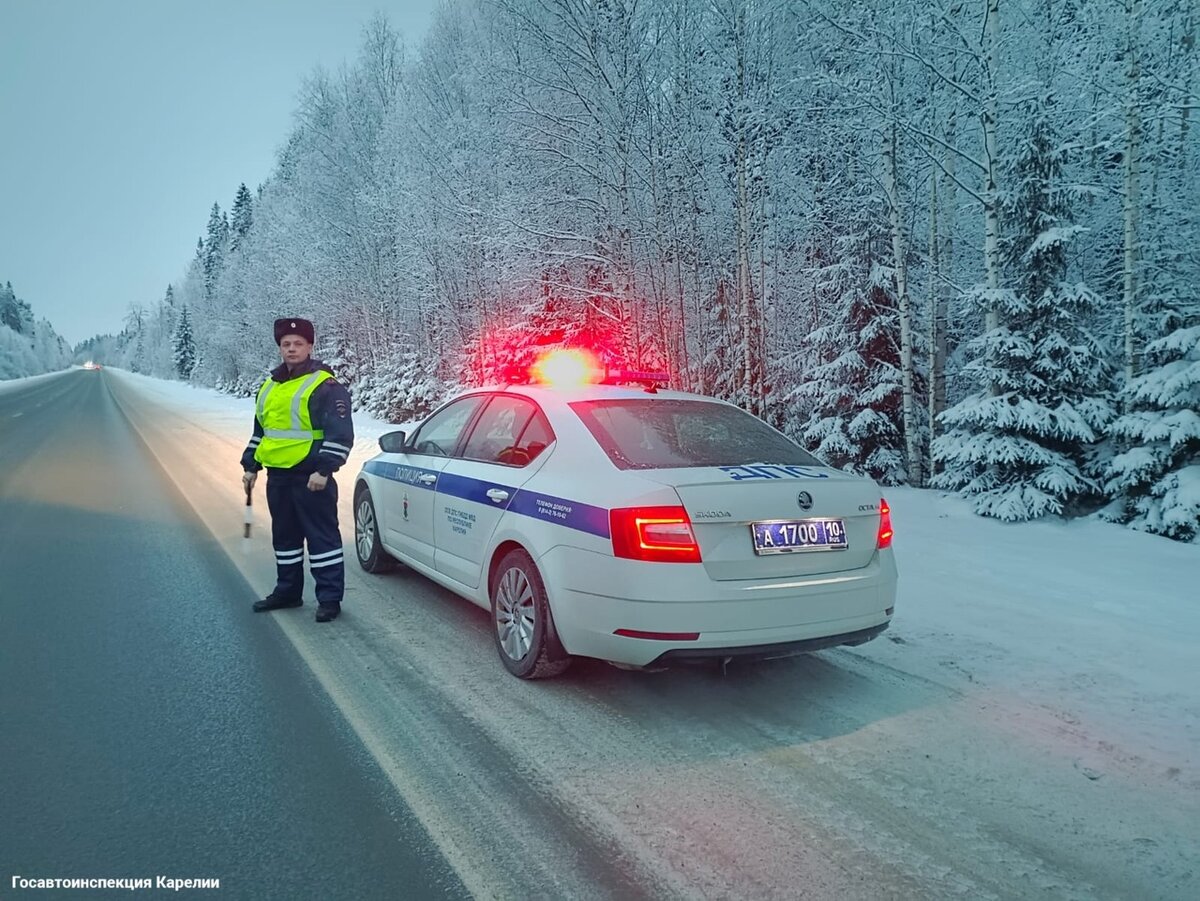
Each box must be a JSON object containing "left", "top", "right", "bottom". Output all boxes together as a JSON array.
[
  {"left": 877, "top": 498, "right": 894, "bottom": 549},
  {"left": 610, "top": 506, "right": 702, "bottom": 563}
]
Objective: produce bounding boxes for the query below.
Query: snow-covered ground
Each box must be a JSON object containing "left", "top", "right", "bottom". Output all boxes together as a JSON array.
[
  {"left": 0, "top": 367, "right": 78, "bottom": 396},
  {"left": 879, "top": 486, "right": 1197, "bottom": 779},
  {"left": 113, "top": 367, "right": 1198, "bottom": 769},
  {"left": 103, "top": 367, "right": 1199, "bottom": 899}
]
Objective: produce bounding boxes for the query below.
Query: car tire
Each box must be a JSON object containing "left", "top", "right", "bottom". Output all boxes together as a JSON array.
[
  {"left": 354, "top": 485, "right": 396, "bottom": 573},
  {"left": 490, "top": 548, "right": 571, "bottom": 679}
]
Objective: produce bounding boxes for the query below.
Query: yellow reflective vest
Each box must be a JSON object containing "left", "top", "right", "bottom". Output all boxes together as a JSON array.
[{"left": 253, "top": 369, "right": 333, "bottom": 468}]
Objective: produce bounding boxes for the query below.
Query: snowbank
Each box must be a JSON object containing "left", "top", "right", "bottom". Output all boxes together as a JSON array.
[{"left": 0, "top": 368, "right": 72, "bottom": 396}]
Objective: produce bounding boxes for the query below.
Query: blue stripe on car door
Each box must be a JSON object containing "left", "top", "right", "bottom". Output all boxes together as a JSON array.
[{"left": 365, "top": 461, "right": 611, "bottom": 539}]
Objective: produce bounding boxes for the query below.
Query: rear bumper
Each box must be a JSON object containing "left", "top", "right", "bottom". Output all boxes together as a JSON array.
[{"left": 538, "top": 545, "right": 897, "bottom": 667}]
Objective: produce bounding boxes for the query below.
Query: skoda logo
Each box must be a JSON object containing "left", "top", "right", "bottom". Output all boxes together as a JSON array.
[{"left": 797, "top": 491, "right": 813, "bottom": 511}]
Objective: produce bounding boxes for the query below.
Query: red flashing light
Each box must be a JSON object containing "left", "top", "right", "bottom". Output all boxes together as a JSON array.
[
  {"left": 610, "top": 506, "right": 702, "bottom": 563},
  {"left": 527, "top": 348, "right": 670, "bottom": 389},
  {"left": 877, "top": 498, "right": 894, "bottom": 549},
  {"left": 614, "top": 629, "right": 701, "bottom": 641},
  {"left": 530, "top": 349, "right": 601, "bottom": 388}
]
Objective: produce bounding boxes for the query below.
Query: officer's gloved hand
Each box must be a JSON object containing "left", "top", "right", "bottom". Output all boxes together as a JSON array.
[
  {"left": 307, "top": 472, "right": 329, "bottom": 492},
  {"left": 242, "top": 470, "right": 258, "bottom": 492}
]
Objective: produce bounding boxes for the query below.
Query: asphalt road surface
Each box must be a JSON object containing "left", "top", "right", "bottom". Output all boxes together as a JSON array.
[{"left": 0, "top": 371, "right": 466, "bottom": 900}]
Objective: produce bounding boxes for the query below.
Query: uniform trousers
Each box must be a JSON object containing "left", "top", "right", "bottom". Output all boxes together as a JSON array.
[{"left": 265, "top": 469, "right": 344, "bottom": 606}]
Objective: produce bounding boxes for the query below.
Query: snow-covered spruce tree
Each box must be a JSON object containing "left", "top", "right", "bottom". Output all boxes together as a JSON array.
[
  {"left": 1102, "top": 320, "right": 1200, "bottom": 540},
  {"left": 791, "top": 229, "right": 912, "bottom": 485},
  {"left": 1097, "top": 0, "right": 1200, "bottom": 541},
  {"left": 932, "top": 102, "right": 1113, "bottom": 520},
  {"left": 353, "top": 340, "right": 443, "bottom": 424},
  {"left": 321, "top": 319, "right": 362, "bottom": 394},
  {"left": 0, "top": 281, "right": 22, "bottom": 332},
  {"left": 466, "top": 287, "right": 572, "bottom": 386},
  {"left": 203, "top": 203, "right": 228, "bottom": 303},
  {"left": 462, "top": 266, "right": 662, "bottom": 389},
  {"left": 173, "top": 305, "right": 196, "bottom": 380},
  {"left": 229, "top": 183, "right": 253, "bottom": 252},
  {"left": 0, "top": 281, "right": 34, "bottom": 334}
]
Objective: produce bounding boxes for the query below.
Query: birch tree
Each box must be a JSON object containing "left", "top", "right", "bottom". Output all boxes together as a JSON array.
[
  {"left": 879, "top": 43, "right": 922, "bottom": 485},
  {"left": 1123, "top": 0, "right": 1145, "bottom": 382}
]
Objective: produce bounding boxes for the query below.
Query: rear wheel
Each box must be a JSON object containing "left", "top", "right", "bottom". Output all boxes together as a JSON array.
[
  {"left": 490, "top": 549, "right": 570, "bottom": 679},
  {"left": 354, "top": 485, "right": 395, "bottom": 573}
]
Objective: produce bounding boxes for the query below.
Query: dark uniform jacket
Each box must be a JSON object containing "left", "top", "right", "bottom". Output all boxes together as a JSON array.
[{"left": 240, "top": 358, "right": 354, "bottom": 477}]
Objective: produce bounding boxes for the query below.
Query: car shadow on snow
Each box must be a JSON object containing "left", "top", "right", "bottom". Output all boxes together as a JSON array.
[{"left": 548, "top": 647, "right": 946, "bottom": 753}]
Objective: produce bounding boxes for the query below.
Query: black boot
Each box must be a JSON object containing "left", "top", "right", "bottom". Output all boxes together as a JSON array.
[
  {"left": 315, "top": 604, "right": 341, "bottom": 623},
  {"left": 253, "top": 593, "right": 303, "bottom": 612}
]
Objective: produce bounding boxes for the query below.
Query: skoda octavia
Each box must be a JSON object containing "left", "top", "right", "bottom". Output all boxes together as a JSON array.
[{"left": 353, "top": 351, "right": 897, "bottom": 679}]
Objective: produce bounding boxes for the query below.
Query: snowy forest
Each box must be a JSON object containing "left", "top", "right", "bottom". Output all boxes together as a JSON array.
[
  {"left": 0, "top": 281, "right": 73, "bottom": 379},
  {"left": 107, "top": 0, "right": 1197, "bottom": 539}
]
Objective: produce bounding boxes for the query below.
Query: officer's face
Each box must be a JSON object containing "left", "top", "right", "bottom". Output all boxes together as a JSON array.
[{"left": 279, "top": 335, "right": 312, "bottom": 366}]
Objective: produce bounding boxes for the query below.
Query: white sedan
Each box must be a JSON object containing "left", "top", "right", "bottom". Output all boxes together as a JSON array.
[{"left": 352, "top": 352, "right": 897, "bottom": 679}]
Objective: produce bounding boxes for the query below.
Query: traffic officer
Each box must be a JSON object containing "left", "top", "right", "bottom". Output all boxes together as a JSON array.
[{"left": 240, "top": 318, "right": 354, "bottom": 622}]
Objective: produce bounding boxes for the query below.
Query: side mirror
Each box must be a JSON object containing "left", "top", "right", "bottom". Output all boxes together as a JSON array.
[{"left": 379, "top": 430, "right": 407, "bottom": 454}]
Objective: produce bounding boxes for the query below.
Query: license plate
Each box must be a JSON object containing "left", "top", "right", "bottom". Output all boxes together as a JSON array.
[{"left": 751, "top": 519, "right": 848, "bottom": 554}]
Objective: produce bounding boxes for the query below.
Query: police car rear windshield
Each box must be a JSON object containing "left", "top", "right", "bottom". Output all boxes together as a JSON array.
[{"left": 570, "top": 399, "right": 824, "bottom": 471}]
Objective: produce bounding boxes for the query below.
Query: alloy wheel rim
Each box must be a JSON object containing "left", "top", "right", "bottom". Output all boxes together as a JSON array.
[
  {"left": 495, "top": 566, "right": 536, "bottom": 661},
  {"left": 356, "top": 500, "right": 375, "bottom": 560}
]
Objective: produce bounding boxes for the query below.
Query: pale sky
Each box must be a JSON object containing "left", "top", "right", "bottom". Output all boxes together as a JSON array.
[{"left": 0, "top": 0, "right": 440, "bottom": 346}]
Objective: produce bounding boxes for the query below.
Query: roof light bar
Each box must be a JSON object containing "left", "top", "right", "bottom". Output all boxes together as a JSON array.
[
  {"left": 601, "top": 368, "right": 670, "bottom": 385},
  {"left": 528, "top": 349, "right": 669, "bottom": 389}
]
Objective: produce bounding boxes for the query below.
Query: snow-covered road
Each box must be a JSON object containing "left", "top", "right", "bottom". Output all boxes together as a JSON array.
[{"left": 110, "top": 368, "right": 1199, "bottom": 899}]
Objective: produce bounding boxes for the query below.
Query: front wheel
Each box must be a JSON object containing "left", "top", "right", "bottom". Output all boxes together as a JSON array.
[
  {"left": 354, "top": 486, "right": 396, "bottom": 573},
  {"left": 490, "top": 549, "right": 570, "bottom": 679}
]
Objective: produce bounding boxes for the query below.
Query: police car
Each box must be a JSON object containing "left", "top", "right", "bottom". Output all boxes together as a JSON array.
[{"left": 353, "top": 350, "right": 896, "bottom": 679}]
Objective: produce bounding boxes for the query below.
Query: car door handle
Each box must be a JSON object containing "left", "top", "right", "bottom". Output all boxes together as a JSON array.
[
  {"left": 418, "top": 474, "right": 438, "bottom": 485},
  {"left": 486, "top": 489, "right": 510, "bottom": 503}
]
